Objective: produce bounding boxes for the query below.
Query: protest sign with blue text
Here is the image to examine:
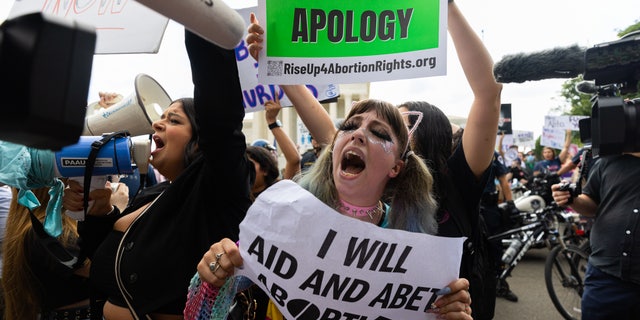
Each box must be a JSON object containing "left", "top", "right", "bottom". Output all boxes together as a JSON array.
[{"left": 235, "top": 6, "right": 340, "bottom": 112}]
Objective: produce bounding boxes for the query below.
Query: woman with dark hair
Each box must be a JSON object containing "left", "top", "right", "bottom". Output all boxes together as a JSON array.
[
  {"left": 245, "top": 2, "right": 502, "bottom": 317},
  {"left": 397, "top": 2, "right": 503, "bottom": 318},
  {"left": 246, "top": 145, "right": 280, "bottom": 200},
  {"left": 63, "top": 30, "right": 253, "bottom": 319}
]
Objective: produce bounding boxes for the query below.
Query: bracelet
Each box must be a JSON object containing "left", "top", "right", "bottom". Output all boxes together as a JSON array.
[{"left": 106, "top": 206, "right": 120, "bottom": 216}]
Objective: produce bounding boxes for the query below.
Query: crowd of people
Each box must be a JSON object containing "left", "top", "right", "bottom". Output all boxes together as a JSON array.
[{"left": 0, "top": 1, "right": 635, "bottom": 320}]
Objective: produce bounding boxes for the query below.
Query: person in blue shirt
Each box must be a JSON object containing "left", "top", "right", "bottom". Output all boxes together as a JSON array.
[{"left": 533, "top": 131, "right": 571, "bottom": 176}]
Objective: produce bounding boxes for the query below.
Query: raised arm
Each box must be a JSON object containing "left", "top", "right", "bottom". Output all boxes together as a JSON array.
[
  {"left": 279, "top": 85, "right": 337, "bottom": 147},
  {"left": 264, "top": 94, "right": 301, "bottom": 179},
  {"left": 449, "top": 2, "right": 503, "bottom": 178},
  {"left": 245, "top": 12, "right": 337, "bottom": 147},
  {"left": 558, "top": 129, "right": 572, "bottom": 163}
]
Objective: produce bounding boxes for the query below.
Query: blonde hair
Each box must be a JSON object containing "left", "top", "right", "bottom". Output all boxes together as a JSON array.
[
  {"left": 2, "top": 187, "right": 79, "bottom": 319},
  {"left": 296, "top": 99, "right": 438, "bottom": 234}
]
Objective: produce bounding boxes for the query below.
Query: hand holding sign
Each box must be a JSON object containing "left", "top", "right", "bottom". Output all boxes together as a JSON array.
[{"left": 192, "top": 181, "right": 471, "bottom": 319}]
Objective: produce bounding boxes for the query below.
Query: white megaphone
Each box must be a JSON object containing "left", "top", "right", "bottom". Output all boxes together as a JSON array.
[
  {"left": 83, "top": 74, "right": 172, "bottom": 137},
  {"left": 135, "top": 0, "right": 245, "bottom": 50}
]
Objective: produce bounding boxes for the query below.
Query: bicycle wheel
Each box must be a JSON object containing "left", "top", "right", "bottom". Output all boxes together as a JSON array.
[{"left": 544, "top": 244, "right": 588, "bottom": 320}]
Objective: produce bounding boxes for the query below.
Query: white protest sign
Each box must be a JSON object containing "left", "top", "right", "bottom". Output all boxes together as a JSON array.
[
  {"left": 541, "top": 127, "right": 569, "bottom": 149},
  {"left": 255, "top": 0, "right": 448, "bottom": 85},
  {"left": 8, "top": 0, "right": 168, "bottom": 54},
  {"left": 237, "top": 180, "right": 464, "bottom": 320},
  {"left": 497, "top": 131, "right": 535, "bottom": 151},
  {"left": 235, "top": 6, "right": 340, "bottom": 113},
  {"left": 543, "top": 115, "right": 588, "bottom": 131}
]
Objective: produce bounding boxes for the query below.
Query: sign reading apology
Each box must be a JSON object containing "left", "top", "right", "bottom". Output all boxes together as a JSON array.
[
  {"left": 237, "top": 180, "right": 464, "bottom": 319},
  {"left": 255, "top": 0, "right": 448, "bottom": 85}
]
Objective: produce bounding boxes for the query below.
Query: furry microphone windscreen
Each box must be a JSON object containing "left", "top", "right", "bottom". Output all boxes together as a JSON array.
[{"left": 493, "top": 45, "right": 586, "bottom": 83}]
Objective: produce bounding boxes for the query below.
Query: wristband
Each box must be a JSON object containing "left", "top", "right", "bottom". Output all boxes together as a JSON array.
[
  {"left": 106, "top": 206, "right": 120, "bottom": 216},
  {"left": 268, "top": 120, "right": 282, "bottom": 130}
]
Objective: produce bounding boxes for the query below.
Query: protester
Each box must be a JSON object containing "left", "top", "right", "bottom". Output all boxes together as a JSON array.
[
  {"left": 241, "top": 1, "right": 501, "bottom": 318},
  {"left": 395, "top": 1, "right": 503, "bottom": 318},
  {"left": 2, "top": 184, "right": 126, "bottom": 320},
  {"left": 191, "top": 97, "right": 473, "bottom": 319},
  {"left": 62, "top": 30, "right": 253, "bottom": 319},
  {"left": 533, "top": 130, "right": 571, "bottom": 176},
  {"left": 300, "top": 135, "right": 321, "bottom": 173},
  {"left": 507, "top": 157, "right": 529, "bottom": 186},
  {"left": 524, "top": 150, "right": 536, "bottom": 174},
  {"left": 480, "top": 152, "right": 519, "bottom": 302},
  {"left": 262, "top": 95, "right": 301, "bottom": 180},
  {"left": 552, "top": 150, "right": 640, "bottom": 320},
  {"left": 246, "top": 145, "right": 281, "bottom": 201}
]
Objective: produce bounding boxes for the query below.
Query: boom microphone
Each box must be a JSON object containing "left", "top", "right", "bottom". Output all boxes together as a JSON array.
[
  {"left": 493, "top": 45, "right": 586, "bottom": 83},
  {"left": 575, "top": 81, "right": 597, "bottom": 95}
]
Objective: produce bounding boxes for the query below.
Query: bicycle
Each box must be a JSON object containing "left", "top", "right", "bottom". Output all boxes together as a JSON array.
[
  {"left": 543, "top": 210, "right": 592, "bottom": 320},
  {"left": 544, "top": 243, "right": 589, "bottom": 320},
  {"left": 488, "top": 202, "right": 570, "bottom": 289}
]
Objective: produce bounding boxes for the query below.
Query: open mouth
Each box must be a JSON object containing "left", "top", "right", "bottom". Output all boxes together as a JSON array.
[
  {"left": 152, "top": 135, "right": 165, "bottom": 151},
  {"left": 341, "top": 150, "right": 365, "bottom": 176}
]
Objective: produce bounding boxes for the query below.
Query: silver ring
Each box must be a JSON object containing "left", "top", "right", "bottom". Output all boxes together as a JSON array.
[
  {"left": 209, "top": 261, "right": 220, "bottom": 273},
  {"left": 215, "top": 252, "right": 225, "bottom": 261}
]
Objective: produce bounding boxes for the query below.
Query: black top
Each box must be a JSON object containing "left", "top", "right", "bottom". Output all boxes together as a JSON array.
[
  {"left": 436, "top": 141, "right": 494, "bottom": 320},
  {"left": 582, "top": 154, "right": 640, "bottom": 284},
  {"left": 80, "top": 31, "right": 253, "bottom": 317},
  {"left": 25, "top": 230, "right": 90, "bottom": 311},
  {"left": 436, "top": 141, "right": 490, "bottom": 238}
]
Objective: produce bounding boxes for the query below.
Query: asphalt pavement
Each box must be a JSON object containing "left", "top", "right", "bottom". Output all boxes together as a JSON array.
[{"left": 493, "top": 248, "right": 569, "bottom": 320}]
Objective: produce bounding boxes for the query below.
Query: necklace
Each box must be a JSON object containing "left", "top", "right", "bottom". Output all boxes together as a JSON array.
[{"left": 339, "top": 199, "right": 382, "bottom": 221}]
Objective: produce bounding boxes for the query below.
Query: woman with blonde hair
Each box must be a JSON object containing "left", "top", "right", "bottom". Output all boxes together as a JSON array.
[{"left": 3, "top": 186, "right": 91, "bottom": 320}]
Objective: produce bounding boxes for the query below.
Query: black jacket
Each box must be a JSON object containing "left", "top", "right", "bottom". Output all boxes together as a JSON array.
[{"left": 80, "top": 30, "right": 253, "bottom": 317}]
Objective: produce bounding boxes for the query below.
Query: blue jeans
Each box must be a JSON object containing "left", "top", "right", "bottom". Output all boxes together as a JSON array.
[{"left": 582, "top": 263, "right": 640, "bottom": 320}]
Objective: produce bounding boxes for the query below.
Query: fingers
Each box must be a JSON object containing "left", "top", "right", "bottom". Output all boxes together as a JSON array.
[
  {"left": 551, "top": 183, "right": 570, "bottom": 206},
  {"left": 246, "top": 12, "right": 264, "bottom": 62},
  {"left": 429, "top": 278, "right": 472, "bottom": 319},
  {"left": 197, "top": 238, "right": 242, "bottom": 287},
  {"left": 67, "top": 179, "right": 83, "bottom": 191},
  {"left": 247, "top": 12, "right": 263, "bottom": 35}
]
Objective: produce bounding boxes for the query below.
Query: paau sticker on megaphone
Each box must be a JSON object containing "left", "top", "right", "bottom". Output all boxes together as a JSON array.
[{"left": 83, "top": 74, "right": 172, "bottom": 136}]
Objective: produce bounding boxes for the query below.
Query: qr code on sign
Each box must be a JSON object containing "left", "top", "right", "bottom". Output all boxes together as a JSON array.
[{"left": 266, "top": 61, "right": 283, "bottom": 76}]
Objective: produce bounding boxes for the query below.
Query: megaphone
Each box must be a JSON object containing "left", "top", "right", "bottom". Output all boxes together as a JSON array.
[
  {"left": 53, "top": 133, "right": 151, "bottom": 220},
  {"left": 135, "top": 0, "right": 245, "bottom": 50},
  {"left": 83, "top": 74, "right": 172, "bottom": 136}
]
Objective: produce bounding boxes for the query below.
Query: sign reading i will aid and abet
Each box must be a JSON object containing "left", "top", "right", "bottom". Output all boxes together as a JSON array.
[{"left": 256, "top": 0, "right": 448, "bottom": 85}]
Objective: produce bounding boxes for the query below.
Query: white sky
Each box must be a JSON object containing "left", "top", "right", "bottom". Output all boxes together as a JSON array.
[{"left": 1, "top": 0, "right": 638, "bottom": 138}]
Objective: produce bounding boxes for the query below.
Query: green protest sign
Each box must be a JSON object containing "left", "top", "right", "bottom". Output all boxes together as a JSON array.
[
  {"left": 256, "top": 0, "right": 448, "bottom": 85},
  {"left": 265, "top": 0, "right": 441, "bottom": 57}
]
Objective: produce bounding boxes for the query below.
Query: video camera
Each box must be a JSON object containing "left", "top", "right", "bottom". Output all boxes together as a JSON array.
[{"left": 579, "top": 30, "right": 640, "bottom": 157}]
